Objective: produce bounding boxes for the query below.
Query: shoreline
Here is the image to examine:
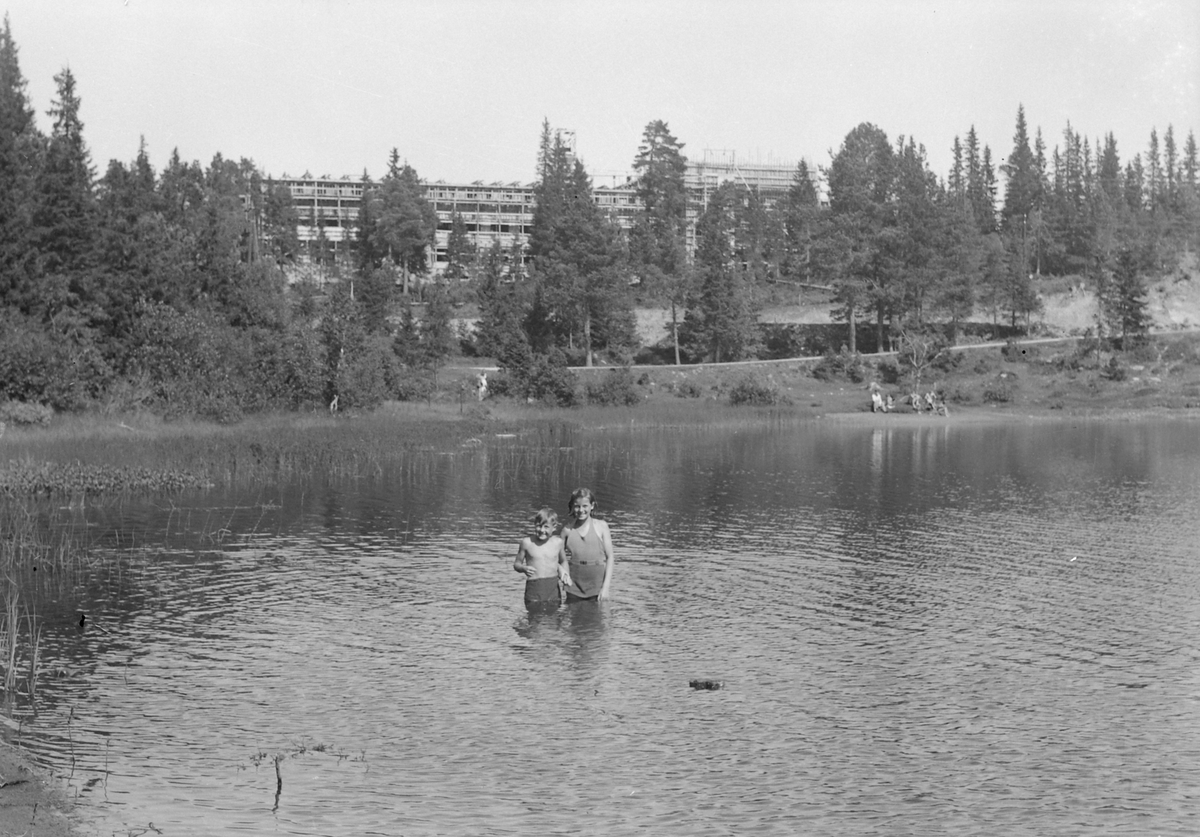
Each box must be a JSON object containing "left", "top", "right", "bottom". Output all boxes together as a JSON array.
[{"left": 0, "top": 741, "right": 79, "bottom": 837}]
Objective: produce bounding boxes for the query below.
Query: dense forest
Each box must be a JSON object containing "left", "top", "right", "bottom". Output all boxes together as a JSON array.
[{"left": 1, "top": 19, "right": 1197, "bottom": 419}]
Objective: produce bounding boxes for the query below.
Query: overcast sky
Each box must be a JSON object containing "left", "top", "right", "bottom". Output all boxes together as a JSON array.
[{"left": 5, "top": 0, "right": 1198, "bottom": 188}]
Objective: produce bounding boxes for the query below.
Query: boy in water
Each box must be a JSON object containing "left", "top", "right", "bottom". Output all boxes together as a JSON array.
[{"left": 513, "top": 508, "right": 570, "bottom": 612}]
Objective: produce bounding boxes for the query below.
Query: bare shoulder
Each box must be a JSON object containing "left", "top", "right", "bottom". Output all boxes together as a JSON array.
[{"left": 593, "top": 518, "right": 613, "bottom": 536}]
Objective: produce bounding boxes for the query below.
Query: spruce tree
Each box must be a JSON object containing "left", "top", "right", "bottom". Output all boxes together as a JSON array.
[
  {"left": 682, "top": 182, "right": 761, "bottom": 363},
  {"left": 444, "top": 210, "right": 474, "bottom": 281},
  {"left": 32, "top": 67, "right": 98, "bottom": 318},
  {"left": 1103, "top": 247, "right": 1151, "bottom": 345},
  {"left": 630, "top": 119, "right": 688, "bottom": 278},
  {"left": 0, "top": 15, "right": 42, "bottom": 312},
  {"left": 367, "top": 149, "right": 437, "bottom": 295},
  {"left": 1001, "top": 105, "right": 1039, "bottom": 232}
]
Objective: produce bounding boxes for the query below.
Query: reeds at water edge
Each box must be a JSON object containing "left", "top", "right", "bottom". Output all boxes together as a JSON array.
[{"left": 0, "top": 500, "right": 95, "bottom": 709}]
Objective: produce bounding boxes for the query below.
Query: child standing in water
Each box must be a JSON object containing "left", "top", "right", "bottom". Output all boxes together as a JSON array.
[
  {"left": 561, "top": 488, "right": 614, "bottom": 603},
  {"left": 513, "top": 509, "right": 570, "bottom": 612}
]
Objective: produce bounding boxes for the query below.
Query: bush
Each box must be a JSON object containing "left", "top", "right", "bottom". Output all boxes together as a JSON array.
[
  {"left": 336, "top": 336, "right": 404, "bottom": 410},
  {"left": 1101, "top": 356, "right": 1128, "bottom": 381},
  {"left": 982, "top": 372, "right": 1017, "bottom": 403},
  {"left": 0, "top": 401, "right": 54, "bottom": 426},
  {"left": 933, "top": 350, "right": 964, "bottom": 373},
  {"left": 508, "top": 350, "right": 578, "bottom": 406},
  {"left": 876, "top": 359, "right": 901, "bottom": 384},
  {"left": 395, "top": 369, "right": 438, "bottom": 402},
  {"left": 1001, "top": 338, "right": 1038, "bottom": 362},
  {"left": 0, "top": 312, "right": 111, "bottom": 411},
  {"left": 812, "top": 348, "right": 866, "bottom": 383},
  {"left": 729, "top": 373, "right": 784, "bottom": 406},
  {"left": 585, "top": 369, "right": 640, "bottom": 406},
  {"left": 486, "top": 371, "right": 514, "bottom": 398},
  {"left": 673, "top": 379, "right": 704, "bottom": 399}
]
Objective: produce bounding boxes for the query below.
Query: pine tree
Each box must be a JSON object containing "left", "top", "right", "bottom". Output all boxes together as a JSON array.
[
  {"left": 681, "top": 182, "right": 761, "bottom": 363},
  {"left": 1001, "top": 105, "right": 1039, "bottom": 232},
  {"left": 782, "top": 158, "right": 821, "bottom": 284},
  {"left": 0, "top": 15, "right": 42, "bottom": 312},
  {"left": 529, "top": 131, "right": 634, "bottom": 366},
  {"left": 1163, "top": 125, "right": 1178, "bottom": 209},
  {"left": 32, "top": 67, "right": 98, "bottom": 318},
  {"left": 1097, "top": 132, "right": 1122, "bottom": 202},
  {"left": 1124, "top": 155, "right": 1145, "bottom": 213},
  {"left": 1184, "top": 130, "right": 1198, "bottom": 189},
  {"left": 1102, "top": 247, "right": 1151, "bottom": 345},
  {"left": 1147, "top": 128, "right": 1163, "bottom": 213},
  {"left": 443, "top": 210, "right": 474, "bottom": 281},
  {"left": 630, "top": 119, "right": 688, "bottom": 277},
  {"left": 629, "top": 119, "right": 689, "bottom": 361},
  {"left": 822, "top": 122, "right": 896, "bottom": 352},
  {"left": 980, "top": 145, "right": 998, "bottom": 234},
  {"left": 474, "top": 241, "right": 530, "bottom": 366},
  {"left": 366, "top": 149, "right": 437, "bottom": 295},
  {"left": 948, "top": 136, "right": 965, "bottom": 200}
]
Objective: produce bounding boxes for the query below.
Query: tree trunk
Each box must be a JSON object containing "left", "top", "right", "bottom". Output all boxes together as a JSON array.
[
  {"left": 671, "top": 299, "right": 681, "bottom": 365},
  {"left": 584, "top": 311, "right": 593, "bottom": 367},
  {"left": 848, "top": 305, "right": 857, "bottom": 354}
]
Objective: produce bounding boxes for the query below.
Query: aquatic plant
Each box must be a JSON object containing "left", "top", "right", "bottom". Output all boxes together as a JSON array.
[{"left": 0, "top": 461, "right": 212, "bottom": 496}]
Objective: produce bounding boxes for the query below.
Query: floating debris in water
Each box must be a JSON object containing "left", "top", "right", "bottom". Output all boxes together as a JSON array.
[{"left": 689, "top": 679, "right": 723, "bottom": 691}]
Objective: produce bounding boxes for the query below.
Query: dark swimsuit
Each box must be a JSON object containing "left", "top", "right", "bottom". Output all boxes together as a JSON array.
[
  {"left": 524, "top": 576, "right": 561, "bottom": 611},
  {"left": 563, "top": 520, "right": 607, "bottom": 601}
]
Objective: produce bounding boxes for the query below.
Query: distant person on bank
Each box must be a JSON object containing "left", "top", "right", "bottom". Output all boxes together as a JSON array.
[
  {"left": 513, "top": 508, "right": 570, "bottom": 612},
  {"left": 560, "top": 488, "right": 614, "bottom": 603}
]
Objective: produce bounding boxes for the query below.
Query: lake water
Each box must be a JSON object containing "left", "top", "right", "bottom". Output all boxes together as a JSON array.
[{"left": 7, "top": 417, "right": 1200, "bottom": 836}]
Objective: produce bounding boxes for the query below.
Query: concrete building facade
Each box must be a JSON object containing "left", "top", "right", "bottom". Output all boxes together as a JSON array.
[{"left": 276, "top": 150, "right": 801, "bottom": 275}]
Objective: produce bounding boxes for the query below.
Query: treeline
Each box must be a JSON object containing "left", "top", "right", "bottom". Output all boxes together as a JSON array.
[
  {"left": 0, "top": 20, "right": 451, "bottom": 419},
  {"left": 475, "top": 110, "right": 1198, "bottom": 379},
  {"left": 1, "top": 16, "right": 1196, "bottom": 419}
]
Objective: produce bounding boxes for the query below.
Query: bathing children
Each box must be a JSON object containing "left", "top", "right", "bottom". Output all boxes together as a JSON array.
[
  {"left": 560, "top": 488, "right": 614, "bottom": 603},
  {"left": 513, "top": 508, "right": 570, "bottom": 612}
]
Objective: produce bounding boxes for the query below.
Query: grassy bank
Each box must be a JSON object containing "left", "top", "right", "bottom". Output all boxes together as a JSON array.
[{"left": 1, "top": 331, "right": 1199, "bottom": 497}]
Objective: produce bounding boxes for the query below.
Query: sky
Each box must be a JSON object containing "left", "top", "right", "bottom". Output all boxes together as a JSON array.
[{"left": 4, "top": 0, "right": 1198, "bottom": 189}]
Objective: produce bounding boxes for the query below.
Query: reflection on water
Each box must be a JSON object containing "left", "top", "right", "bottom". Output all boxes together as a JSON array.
[{"left": 5, "top": 418, "right": 1200, "bottom": 836}]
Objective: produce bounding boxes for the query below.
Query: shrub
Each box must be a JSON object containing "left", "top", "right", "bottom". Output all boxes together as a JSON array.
[
  {"left": 0, "top": 401, "right": 54, "bottom": 426},
  {"left": 1001, "top": 338, "right": 1038, "bottom": 362},
  {"left": 486, "top": 371, "right": 514, "bottom": 398},
  {"left": 933, "top": 350, "right": 964, "bottom": 373},
  {"left": 982, "top": 372, "right": 1017, "bottom": 403},
  {"left": 336, "top": 336, "right": 404, "bottom": 410},
  {"left": 507, "top": 350, "right": 578, "bottom": 406},
  {"left": 1101, "top": 356, "right": 1128, "bottom": 381},
  {"left": 673, "top": 379, "right": 704, "bottom": 399},
  {"left": 812, "top": 348, "right": 865, "bottom": 383},
  {"left": 729, "top": 373, "right": 784, "bottom": 406},
  {"left": 876, "top": 359, "right": 901, "bottom": 385},
  {"left": 585, "top": 369, "right": 640, "bottom": 406},
  {"left": 395, "top": 369, "right": 438, "bottom": 402}
]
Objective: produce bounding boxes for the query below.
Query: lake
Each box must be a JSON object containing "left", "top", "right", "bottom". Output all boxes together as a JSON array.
[{"left": 8, "top": 416, "right": 1200, "bottom": 836}]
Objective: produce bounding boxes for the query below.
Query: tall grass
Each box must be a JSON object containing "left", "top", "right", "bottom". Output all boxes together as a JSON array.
[{"left": 0, "top": 499, "right": 96, "bottom": 708}]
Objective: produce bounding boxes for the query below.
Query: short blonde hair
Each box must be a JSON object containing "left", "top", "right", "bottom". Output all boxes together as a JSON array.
[{"left": 533, "top": 508, "right": 559, "bottom": 527}]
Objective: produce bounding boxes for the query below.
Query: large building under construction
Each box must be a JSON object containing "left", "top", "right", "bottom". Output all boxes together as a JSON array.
[{"left": 278, "top": 148, "right": 804, "bottom": 275}]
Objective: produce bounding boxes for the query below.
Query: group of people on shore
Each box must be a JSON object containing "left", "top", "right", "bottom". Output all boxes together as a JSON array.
[
  {"left": 869, "top": 383, "right": 949, "bottom": 416},
  {"left": 511, "top": 488, "right": 614, "bottom": 612}
]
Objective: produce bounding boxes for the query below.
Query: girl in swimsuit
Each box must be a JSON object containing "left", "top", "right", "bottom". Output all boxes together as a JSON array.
[
  {"left": 560, "top": 488, "right": 614, "bottom": 603},
  {"left": 513, "top": 509, "right": 570, "bottom": 612}
]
